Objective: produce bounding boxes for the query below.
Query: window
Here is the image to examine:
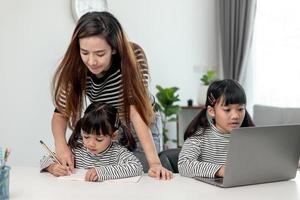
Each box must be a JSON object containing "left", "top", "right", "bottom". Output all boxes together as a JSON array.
[{"left": 251, "top": 0, "right": 300, "bottom": 107}]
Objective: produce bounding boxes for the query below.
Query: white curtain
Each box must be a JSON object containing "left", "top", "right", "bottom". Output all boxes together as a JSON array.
[{"left": 247, "top": 0, "right": 300, "bottom": 109}]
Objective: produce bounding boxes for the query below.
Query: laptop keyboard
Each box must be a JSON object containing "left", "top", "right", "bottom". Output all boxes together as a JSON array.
[{"left": 194, "top": 176, "right": 224, "bottom": 185}]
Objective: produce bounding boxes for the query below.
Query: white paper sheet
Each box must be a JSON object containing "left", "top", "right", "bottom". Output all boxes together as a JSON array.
[{"left": 58, "top": 168, "right": 142, "bottom": 183}]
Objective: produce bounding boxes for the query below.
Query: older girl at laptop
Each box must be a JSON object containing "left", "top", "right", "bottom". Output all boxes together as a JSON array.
[{"left": 178, "top": 79, "right": 254, "bottom": 178}]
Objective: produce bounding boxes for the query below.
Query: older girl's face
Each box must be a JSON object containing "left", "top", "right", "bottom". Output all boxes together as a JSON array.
[
  {"left": 208, "top": 97, "right": 246, "bottom": 134},
  {"left": 79, "top": 36, "right": 115, "bottom": 78}
]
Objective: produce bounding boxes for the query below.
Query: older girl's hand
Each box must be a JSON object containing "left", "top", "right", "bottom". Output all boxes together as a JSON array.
[
  {"left": 215, "top": 165, "right": 225, "bottom": 177},
  {"left": 148, "top": 164, "right": 173, "bottom": 180},
  {"left": 85, "top": 168, "right": 99, "bottom": 182}
]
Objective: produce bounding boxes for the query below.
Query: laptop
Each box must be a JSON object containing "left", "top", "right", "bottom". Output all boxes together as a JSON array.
[{"left": 194, "top": 124, "right": 300, "bottom": 188}]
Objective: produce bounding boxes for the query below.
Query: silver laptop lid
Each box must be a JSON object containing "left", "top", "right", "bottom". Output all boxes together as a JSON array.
[{"left": 223, "top": 124, "right": 300, "bottom": 187}]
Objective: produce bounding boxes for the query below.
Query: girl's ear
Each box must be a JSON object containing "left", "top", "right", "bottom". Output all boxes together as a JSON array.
[
  {"left": 111, "top": 130, "right": 118, "bottom": 140},
  {"left": 112, "top": 49, "right": 117, "bottom": 54},
  {"left": 207, "top": 105, "right": 215, "bottom": 118}
]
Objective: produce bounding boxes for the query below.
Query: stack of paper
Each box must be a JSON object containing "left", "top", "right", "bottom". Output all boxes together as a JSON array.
[{"left": 58, "top": 169, "right": 142, "bottom": 183}]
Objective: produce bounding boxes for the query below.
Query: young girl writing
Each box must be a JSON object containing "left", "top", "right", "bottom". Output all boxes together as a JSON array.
[
  {"left": 178, "top": 79, "right": 254, "bottom": 178},
  {"left": 41, "top": 102, "right": 143, "bottom": 181}
]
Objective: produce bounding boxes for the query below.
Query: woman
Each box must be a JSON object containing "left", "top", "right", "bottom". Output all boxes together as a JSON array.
[{"left": 51, "top": 11, "right": 172, "bottom": 179}]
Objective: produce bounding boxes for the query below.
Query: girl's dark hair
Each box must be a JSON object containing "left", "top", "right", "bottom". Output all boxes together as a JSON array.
[
  {"left": 184, "top": 79, "right": 255, "bottom": 140},
  {"left": 52, "top": 11, "right": 154, "bottom": 129},
  {"left": 68, "top": 102, "right": 136, "bottom": 151}
]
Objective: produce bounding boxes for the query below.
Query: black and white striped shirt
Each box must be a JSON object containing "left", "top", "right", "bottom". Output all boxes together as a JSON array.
[
  {"left": 57, "top": 43, "right": 151, "bottom": 114},
  {"left": 178, "top": 125, "right": 230, "bottom": 178},
  {"left": 40, "top": 141, "right": 143, "bottom": 181}
]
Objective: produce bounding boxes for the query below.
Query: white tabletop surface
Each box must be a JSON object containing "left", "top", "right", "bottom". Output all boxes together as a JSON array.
[{"left": 8, "top": 166, "right": 300, "bottom": 200}]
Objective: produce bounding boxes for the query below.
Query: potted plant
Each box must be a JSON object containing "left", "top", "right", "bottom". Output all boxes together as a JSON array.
[
  {"left": 200, "top": 70, "right": 217, "bottom": 85},
  {"left": 198, "top": 70, "right": 217, "bottom": 104},
  {"left": 155, "top": 85, "right": 180, "bottom": 149}
]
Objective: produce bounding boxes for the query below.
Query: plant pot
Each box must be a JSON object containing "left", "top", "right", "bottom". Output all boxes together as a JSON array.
[{"left": 197, "top": 85, "right": 208, "bottom": 105}]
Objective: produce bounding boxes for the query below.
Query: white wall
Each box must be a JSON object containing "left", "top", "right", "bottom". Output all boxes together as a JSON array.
[
  {"left": 109, "top": 0, "right": 219, "bottom": 103},
  {"left": 0, "top": 0, "right": 219, "bottom": 166}
]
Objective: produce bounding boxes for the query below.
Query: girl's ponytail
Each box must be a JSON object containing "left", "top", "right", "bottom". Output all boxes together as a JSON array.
[
  {"left": 68, "top": 118, "right": 82, "bottom": 149},
  {"left": 118, "top": 124, "right": 136, "bottom": 151},
  {"left": 184, "top": 108, "right": 209, "bottom": 140},
  {"left": 241, "top": 110, "right": 255, "bottom": 127}
]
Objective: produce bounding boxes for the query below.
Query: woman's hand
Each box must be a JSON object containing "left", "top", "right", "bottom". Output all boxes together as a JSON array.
[
  {"left": 215, "top": 165, "right": 225, "bottom": 177},
  {"left": 55, "top": 144, "right": 74, "bottom": 173},
  {"left": 148, "top": 164, "right": 173, "bottom": 180},
  {"left": 47, "top": 163, "right": 70, "bottom": 177},
  {"left": 129, "top": 106, "right": 173, "bottom": 180},
  {"left": 85, "top": 168, "right": 99, "bottom": 182}
]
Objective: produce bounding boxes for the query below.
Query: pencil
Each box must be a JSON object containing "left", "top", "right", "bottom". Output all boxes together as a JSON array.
[
  {"left": 40, "top": 140, "right": 62, "bottom": 166},
  {"left": 4, "top": 148, "right": 11, "bottom": 162}
]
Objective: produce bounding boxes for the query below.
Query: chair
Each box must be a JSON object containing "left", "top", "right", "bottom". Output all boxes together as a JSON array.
[
  {"left": 133, "top": 151, "right": 149, "bottom": 173},
  {"left": 177, "top": 106, "right": 203, "bottom": 147},
  {"left": 158, "top": 148, "right": 181, "bottom": 173},
  {"left": 253, "top": 104, "right": 300, "bottom": 126}
]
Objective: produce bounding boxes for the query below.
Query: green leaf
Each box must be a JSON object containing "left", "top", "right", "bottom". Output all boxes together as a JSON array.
[
  {"left": 156, "top": 84, "right": 181, "bottom": 147},
  {"left": 165, "top": 106, "right": 181, "bottom": 117},
  {"left": 200, "top": 70, "right": 217, "bottom": 85}
]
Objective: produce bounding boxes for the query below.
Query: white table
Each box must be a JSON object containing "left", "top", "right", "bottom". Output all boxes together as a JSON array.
[{"left": 8, "top": 167, "right": 300, "bottom": 200}]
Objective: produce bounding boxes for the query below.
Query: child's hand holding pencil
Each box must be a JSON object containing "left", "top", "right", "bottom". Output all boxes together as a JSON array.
[
  {"left": 40, "top": 140, "right": 71, "bottom": 176},
  {"left": 54, "top": 144, "right": 75, "bottom": 173},
  {"left": 46, "top": 163, "right": 71, "bottom": 177}
]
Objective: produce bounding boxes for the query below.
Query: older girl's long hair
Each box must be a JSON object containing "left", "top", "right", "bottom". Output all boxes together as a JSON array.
[
  {"left": 52, "top": 11, "right": 154, "bottom": 129},
  {"left": 184, "top": 79, "right": 255, "bottom": 140}
]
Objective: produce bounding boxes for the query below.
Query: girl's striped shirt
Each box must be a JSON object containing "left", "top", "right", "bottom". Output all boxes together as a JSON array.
[
  {"left": 40, "top": 141, "right": 143, "bottom": 181},
  {"left": 178, "top": 125, "right": 230, "bottom": 178}
]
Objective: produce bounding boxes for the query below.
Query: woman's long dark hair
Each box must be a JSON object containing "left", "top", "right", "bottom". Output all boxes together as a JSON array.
[
  {"left": 68, "top": 102, "right": 136, "bottom": 151},
  {"left": 184, "top": 79, "right": 255, "bottom": 140}
]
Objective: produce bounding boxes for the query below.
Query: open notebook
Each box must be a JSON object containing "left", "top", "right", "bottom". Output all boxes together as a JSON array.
[{"left": 58, "top": 169, "right": 142, "bottom": 183}]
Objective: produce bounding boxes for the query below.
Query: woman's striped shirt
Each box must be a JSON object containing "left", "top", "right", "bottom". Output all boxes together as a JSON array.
[
  {"left": 40, "top": 141, "right": 143, "bottom": 181},
  {"left": 56, "top": 43, "right": 151, "bottom": 114},
  {"left": 178, "top": 125, "right": 230, "bottom": 178}
]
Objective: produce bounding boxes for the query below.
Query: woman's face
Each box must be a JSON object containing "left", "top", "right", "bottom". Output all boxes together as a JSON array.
[
  {"left": 79, "top": 36, "right": 115, "bottom": 78},
  {"left": 208, "top": 97, "right": 246, "bottom": 134}
]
